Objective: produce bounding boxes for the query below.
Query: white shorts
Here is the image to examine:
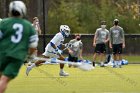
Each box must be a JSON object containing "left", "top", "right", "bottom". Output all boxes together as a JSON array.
[{"left": 42, "top": 50, "right": 59, "bottom": 58}]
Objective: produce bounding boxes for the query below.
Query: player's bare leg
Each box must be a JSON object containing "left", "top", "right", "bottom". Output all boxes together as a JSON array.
[
  {"left": 58, "top": 55, "right": 69, "bottom": 76},
  {"left": 26, "top": 55, "right": 48, "bottom": 76},
  {"left": 0, "top": 75, "right": 11, "bottom": 93}
]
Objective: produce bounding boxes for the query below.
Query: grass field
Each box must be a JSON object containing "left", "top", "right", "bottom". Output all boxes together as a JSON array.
[
  {"left": 6, "top": 64, "right": 140, "bottom": 93},
  {"left": 84, "top": 55, "right": 140, "bottom": 64}
]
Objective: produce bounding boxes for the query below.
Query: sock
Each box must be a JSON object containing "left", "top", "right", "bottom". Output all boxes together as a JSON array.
[
  {"left": 30, "top": 63, "right": 36, "bottom": 68},
  {"left": 101, "top": 62, "right": 104, "bottom": 65},
  {"left": 60, "top": 69, "right": 64, "bottom": 73},
  {"left": 114, "top": 60, "right": 117, "bottom": 66},
  {"left": 92, "top": 61, "right": 95, "bottom": 67},
  {"left": 118, "top": 60, "right": 122, "bottom": 66}
]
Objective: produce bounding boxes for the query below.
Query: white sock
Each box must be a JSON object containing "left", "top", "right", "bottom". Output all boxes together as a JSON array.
[
  {"left": 30, "top": 63, "right": 36, "bottom": 68},
  {"left": 118, "top": 60, "right": 122, "bottom": 66},
  {"left": 101, "top": 62, "right": 104, "bottom": 65},
  {"left": 60, "top": 69, "right": 64, "bottom": 73},
  {"left": 114, "top": 61, "right": 117, "bottom": 66}
]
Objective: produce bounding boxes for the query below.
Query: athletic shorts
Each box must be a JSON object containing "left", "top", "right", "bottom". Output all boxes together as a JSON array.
[
  {"left": 68, "top": 54, "right": 78, "bottom": 62},
  {"left": 42, "top": 50, "right": 59, "bottom": 58},
  {"left": 94, "top": 43, "right": 106, "bottom": 53},
  {"left": 0, "top": 56, "right": 23, "bottom": 79},
  {"left": 112, "top": 43, "right": 122, "bottom": 54}
]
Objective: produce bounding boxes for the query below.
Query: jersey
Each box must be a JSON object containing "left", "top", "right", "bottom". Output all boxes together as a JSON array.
[
  {"left": 95, "top": 28, "right": 109, "bottom": 44},
  {"left": 69, "top": 39, "right": 83, "bottom": 57},
  {"left": 110, "top": 26, "right": 124, "bottom": 44},
  {"left": 0, "top": 17, "right": 38, "bottom": 61},
  {"left": 45, "top": 32, "right": 64, "bottom": 52},
  {"left": 32, "top": 23, "right": 39, "bottom": 35}
]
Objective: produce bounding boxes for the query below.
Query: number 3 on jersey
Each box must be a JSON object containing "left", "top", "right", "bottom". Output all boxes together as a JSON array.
[{"left": 11, "top": 23, "right": 23, "bottom": 43}]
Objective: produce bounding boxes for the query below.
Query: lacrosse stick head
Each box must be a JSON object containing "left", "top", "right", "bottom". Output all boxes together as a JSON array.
[{"left": 77, "top": 63, "right": 94, "bottom": 71}]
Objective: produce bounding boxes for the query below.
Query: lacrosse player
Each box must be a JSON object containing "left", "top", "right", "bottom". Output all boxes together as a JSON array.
[
  {"left": 31, "top": 17, "right": 41, "bottom": 56},
  {"left": 67, "top": 34, "right": 83, "bottom": 67},
  {"left": 93, "top": 21, "right": 109, "bottom": 67},
  {"left": 24, "top": 17, "right": 42, "bottom": 65},
  {"left": 26, "top": 25, "right": 71, "bottom": 76},
  {"left": 0, "top": 1, "right": 38, "bottom": 93},
  {"left": 109, "top": 19, "right": 125, "bottom": 68},
  {"left": 32, "top": 17, "right": 41, "bottom": 35}
]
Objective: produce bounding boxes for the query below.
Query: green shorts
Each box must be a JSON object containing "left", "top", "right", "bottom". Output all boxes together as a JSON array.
[{"left": 0, "top": 56, "right": 23, "bottom": 79}]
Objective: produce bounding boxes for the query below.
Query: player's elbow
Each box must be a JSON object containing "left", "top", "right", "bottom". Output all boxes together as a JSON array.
[
  {"left": 29, "top": 41, "right": 38, "bottom": 48},
  {"left": 50, "top": 42, "right": 55, "bottom": 47}
]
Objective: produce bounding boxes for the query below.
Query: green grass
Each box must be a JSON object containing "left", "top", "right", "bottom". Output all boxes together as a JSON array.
[
  {"left": 6, "top": 64, "right": 140, "bottom": 93},
  {"left": 83, "top": 55, "right": 140, "bottom": 64}
]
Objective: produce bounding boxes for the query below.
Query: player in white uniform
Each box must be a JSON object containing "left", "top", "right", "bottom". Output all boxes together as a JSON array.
[{"left": 26, "top": 25, "right": 71, "bottom": 76}]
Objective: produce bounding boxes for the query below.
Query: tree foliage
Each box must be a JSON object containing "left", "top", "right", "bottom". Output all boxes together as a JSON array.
[{"left": 47, "top": 0, "right": 140, "bottom": 34}]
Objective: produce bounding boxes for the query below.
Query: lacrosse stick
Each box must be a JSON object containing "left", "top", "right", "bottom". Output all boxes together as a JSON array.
[{"left": 34, "top": 57, "right": 94, "bottom": 71}]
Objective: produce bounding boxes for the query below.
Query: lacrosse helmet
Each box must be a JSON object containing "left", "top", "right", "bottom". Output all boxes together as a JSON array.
[
  {"left": 60, "top": 25, "right": 70, "bottom": 37},
  {"left": 9, "top": 1, "right": 27, "bottom": 17}
]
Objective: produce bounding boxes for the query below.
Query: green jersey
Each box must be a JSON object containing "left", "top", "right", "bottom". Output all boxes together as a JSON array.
[
  {"left": 0, "top": 17, "right": 38, "bottom": 61},
  {"left": 110, "top": 26, "right": 125, "bottom": 44}
]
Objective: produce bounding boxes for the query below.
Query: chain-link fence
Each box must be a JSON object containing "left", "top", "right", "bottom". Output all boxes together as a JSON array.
[{"left": 38, "top": 34, "right": 140, "bottom": 55}]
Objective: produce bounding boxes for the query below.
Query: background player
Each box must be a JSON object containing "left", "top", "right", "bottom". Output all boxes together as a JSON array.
[
  {"left": 93, "top": 21, "right": 109, "bottom": 67},
  {"left": 25, "top": 17, "right": 42, "bottom": 65},
  {"left": 32, "top": 17, "right": 42, "bottom": 35},
  {"left": 26, "top": 25, "right": 71, "bottom": 76},
  {"left": 0, "top": 1, "right": 38, "bottom": 93},
  {"left": 67, "top": 34, "right": 83, "bottom": 67},
  {"left": 109, "top": 19, "right": 125, "bottom": 68},
  {"left": 31, "top": 17, "right": 41, "bottom": 56}
]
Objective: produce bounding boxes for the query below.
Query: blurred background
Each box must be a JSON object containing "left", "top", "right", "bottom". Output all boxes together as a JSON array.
[{"left": 0, "top": 0, "right": 140, "bottom": 55}]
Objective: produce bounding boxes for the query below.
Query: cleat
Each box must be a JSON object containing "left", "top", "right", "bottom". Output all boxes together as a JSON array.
[
  {"left": 26, "top": 66, "right": 32, "bottom": 76},
  {"left": 100, "top": 64, "right": 105, "bottom": 67},
  {"left": 112, "top": 65, "right": 117, "bottom": 68},
  {"left": 59, "top": 72, "right": 69, "bottom": 76}
]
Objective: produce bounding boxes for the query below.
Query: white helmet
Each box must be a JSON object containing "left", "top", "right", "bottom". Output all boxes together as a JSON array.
[
  {"left": 60, "top": 25, "right": 70, "bottom": 37},
  {"left": 9, "top": 1, "right": 27, "bottom": 17}
]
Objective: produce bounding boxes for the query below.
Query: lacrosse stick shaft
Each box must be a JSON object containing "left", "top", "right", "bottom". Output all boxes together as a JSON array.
[
  {"left": 35, "top": 57, "right": 81, "bottom": 66},
  {"left": 34, "top": 57, "right": 94, "bottom": 71}
]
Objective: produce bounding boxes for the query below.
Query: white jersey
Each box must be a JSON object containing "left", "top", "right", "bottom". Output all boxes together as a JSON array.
[
  {"left": 43, "top": 32, "right": 64, "bottom": 58},
  {"left": 32, "top": 23, "right": 39, "bottom": 34}
]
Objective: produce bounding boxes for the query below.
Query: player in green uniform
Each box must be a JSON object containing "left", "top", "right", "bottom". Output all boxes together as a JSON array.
[{"left": 0, "top": 1, "right": 38, "bottom": 93}]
